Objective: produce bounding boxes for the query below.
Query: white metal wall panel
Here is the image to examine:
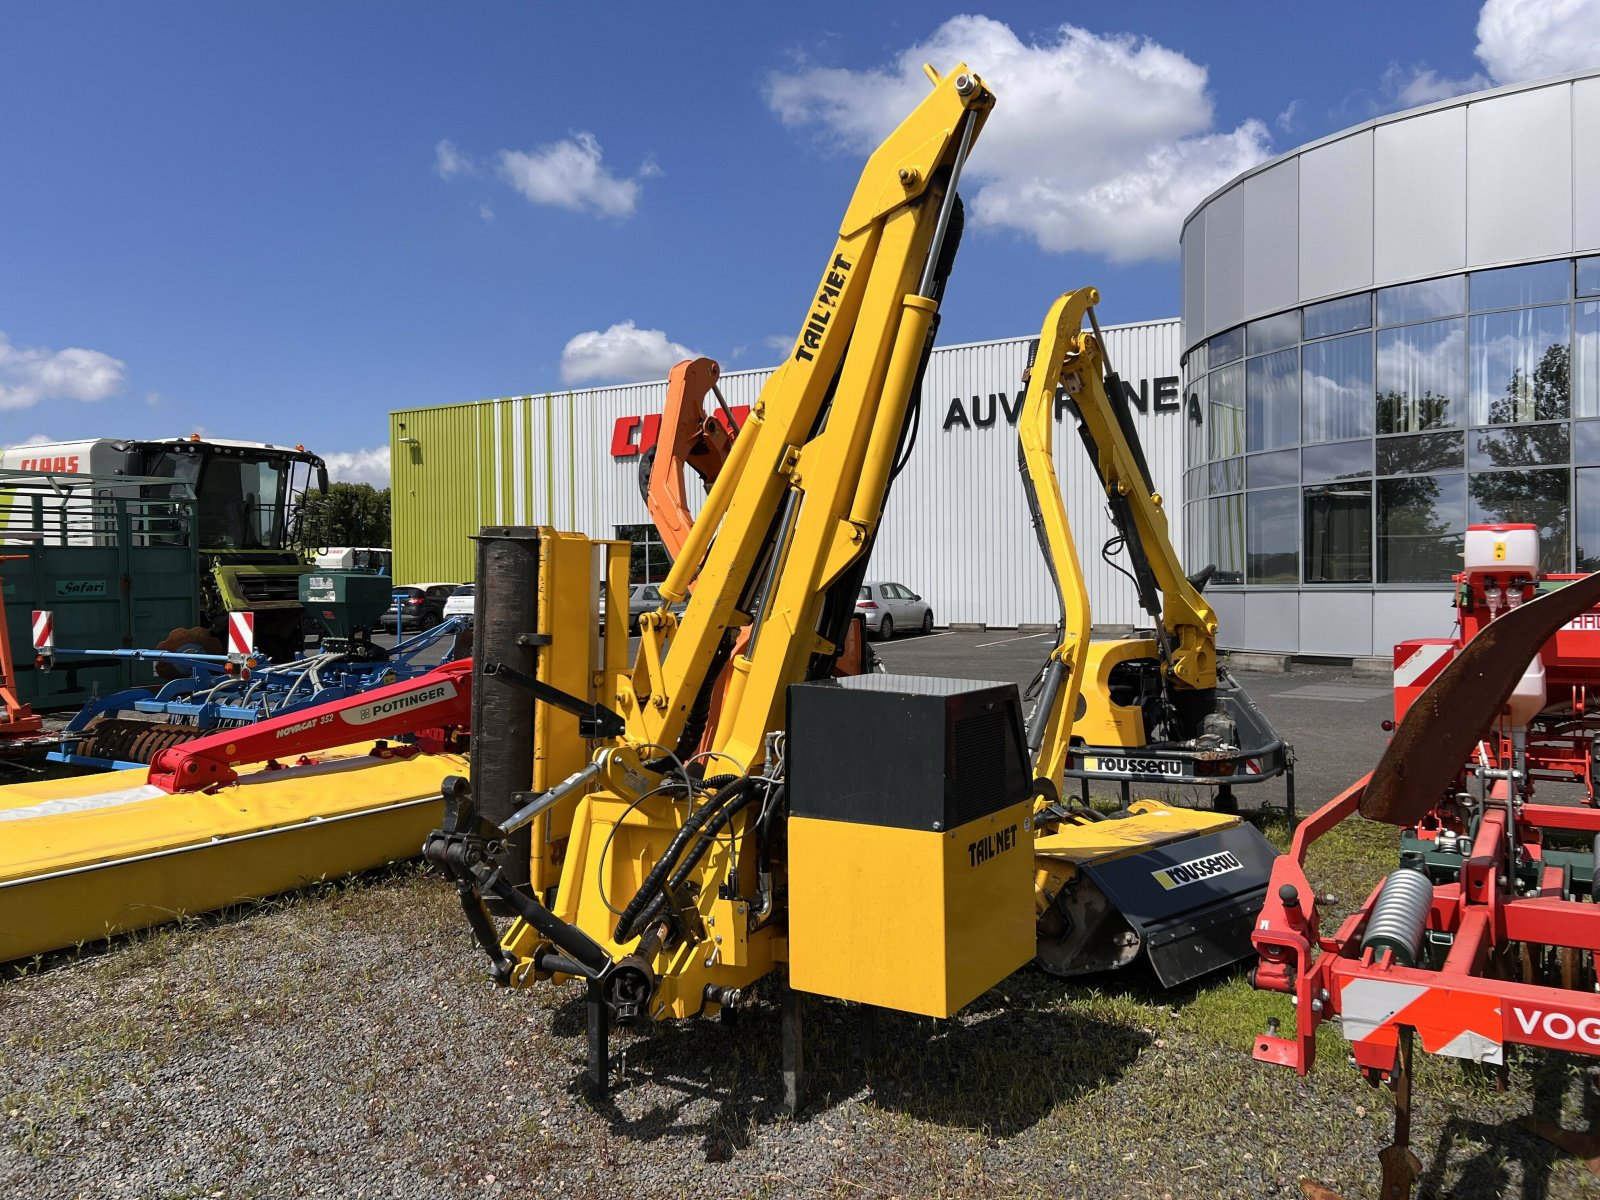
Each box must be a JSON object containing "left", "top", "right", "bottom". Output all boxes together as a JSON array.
[
  {"left": 1374, "top": 106, "right": 1467, "bottom": 286},
  {"left": 395, "top": 324, "right": 1184, "bottom": 631},
  {"left": 1182, "top": 72, "right": 1600, "bottom": 355},
  {"left": 1467, "top": 85, "right": 1572, "bottom": 265},
  {"left": 1298, "top": 130, "right": 1374, "bottom": 301},
  {"left": 1181, "top": 211, "right": 1205, "bottom": 353},
  {"left": 1203, "top": 184, "right": 1246, "bottom": 336},
  {"left": 1574, "top": 76, "right": 1600, "bottom": 253},
  {"left": 1240, "top": 160, "right": 1300, "bottom": 319},
  {"left": 1373, "top": 591, "right": 1457, "bottom": 658},
  {"left": 1242, "top": 591, "right": 1299, "bottom": 653},
  {"left": 1298, "top": 590, "right": 1374, "bottom": 657}
]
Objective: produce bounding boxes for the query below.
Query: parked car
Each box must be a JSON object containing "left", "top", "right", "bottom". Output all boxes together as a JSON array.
[
  {"left": 443, "top": 583, "right": 475, "bottom": 623},
  {"left": 388, "top": 582, "right": 458, "bottom": 630},
  {"left": 599, "top": 582, "right": 688, "bottom": 634},
  {"left": 856, "top": 580, "right": 934, "bottom": 639}
]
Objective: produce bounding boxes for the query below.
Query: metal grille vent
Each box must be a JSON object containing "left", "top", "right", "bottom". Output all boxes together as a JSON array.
[{"left": 950, "top": 708, "right": 1007, "bottom": 827}]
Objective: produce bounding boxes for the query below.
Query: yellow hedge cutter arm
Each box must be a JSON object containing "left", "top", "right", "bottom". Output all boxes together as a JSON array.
[{"left": 1019, "top": 288, "right": 1286, "bottom": 987}]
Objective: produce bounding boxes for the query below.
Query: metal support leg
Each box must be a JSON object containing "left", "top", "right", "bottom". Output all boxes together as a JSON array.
[
  {"left": 858, "top": 1003, "right": 877, "bottom": 1063},
  {"left": 1215, "top": 782, "right": 1238, "bottom": 815},
  {"left": 585, "top": 980, "right": 610, "bottom": 1098},
  {"left": 782, "top": 977, "right": 805, "bottom": 1117},
  {"left": 1285, "top": 750, "right": 1298, "bottom": 826},
  {"left": 1119, "top": 779, "right": 1130, "bottom": 810},
  {"left": 1378, "top": 1027, "right": 1422, "bottom": 1200}
]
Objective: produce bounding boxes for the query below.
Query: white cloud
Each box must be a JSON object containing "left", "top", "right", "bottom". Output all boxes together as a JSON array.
[
  {"left": 1380, "top": 0, "right": 1600, "bottom": 111},
  {"left": 435, "top": 138, "right": 474, "bottom": 180},
  {"left": 323, "top": 445, "right": 391, "bottom": 488},
  {"left": 1274, "top": 99, "right": 1303, "bottom": 133},
  {"left": 762, "top": 334, "right": 792, "bottom": 354},
  {"left": 560, "top": 321, "right": 698, "bottom": 385},
  {"left": 764, "top": 17, "right": 1272, "bottom": 262},
  {"left": 0, "top": 333, "right": 125, "bottom": 410},
  {"left": 497, "top": 132, "right": 654, "bottom": 218},
  {"left": 20, "top": 433, "right": 55, "bottom": 445},
  {"left": 478, "top": 201, "right": 495, "bottom": 223},
  {"left": 1476, "top": 0, "right": 1600, "bottom": 84}
]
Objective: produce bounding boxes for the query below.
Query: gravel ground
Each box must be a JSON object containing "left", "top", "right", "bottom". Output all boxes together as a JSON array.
[{"left": 5, "top": 636, "right": 1600, "bottom": 1198}]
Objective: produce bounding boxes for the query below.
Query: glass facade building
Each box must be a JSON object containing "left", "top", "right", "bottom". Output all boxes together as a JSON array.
[{"left": 1180, "top": 70, "right": 1600, "bottom": 657}]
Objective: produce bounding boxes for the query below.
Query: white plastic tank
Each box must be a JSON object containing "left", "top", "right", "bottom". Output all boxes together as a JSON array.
[{"left": 1464, "top": 523, "right": 1538, "bottom": 577}]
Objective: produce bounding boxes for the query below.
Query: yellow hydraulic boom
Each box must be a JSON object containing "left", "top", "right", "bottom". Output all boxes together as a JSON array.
[
  {"left": 427, "top": 64, "right": 1017, "bottom": 1102},
  {"left": 1018, "top": 288, "right": 1287, "bottom": 986}
]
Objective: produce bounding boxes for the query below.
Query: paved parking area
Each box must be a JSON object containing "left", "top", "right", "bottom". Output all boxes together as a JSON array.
[{"left": 386, "top": 621, "right": 1395, "bottom": 818}]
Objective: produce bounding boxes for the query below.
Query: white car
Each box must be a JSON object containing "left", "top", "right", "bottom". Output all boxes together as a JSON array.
[
  {"left": 443, "top": 583, "right": 474, "bottom": 623},
  {"left": 856, "top": 580, "right": 934, "bottom": 639}
]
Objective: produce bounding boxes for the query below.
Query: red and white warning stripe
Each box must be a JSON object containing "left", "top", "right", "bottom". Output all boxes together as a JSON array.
[
  {"left": 1394, "top": 641, "right": 1453, "bottom": 690},
  {"left": 227, "top": 611, "right": 255, "bottom": 659},
  {"left": 31, "top": 610, "right": 53, "bottom": 652}
]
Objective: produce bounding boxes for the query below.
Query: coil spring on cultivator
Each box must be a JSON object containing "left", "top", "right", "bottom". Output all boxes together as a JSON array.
[{"left": 77, "top": 717, "right": 206, "bottom": 765}]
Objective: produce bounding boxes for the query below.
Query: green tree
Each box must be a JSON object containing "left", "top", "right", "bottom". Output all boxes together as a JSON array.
[{"left": 297, "top": 483, "right": 391, "bottom": 551}]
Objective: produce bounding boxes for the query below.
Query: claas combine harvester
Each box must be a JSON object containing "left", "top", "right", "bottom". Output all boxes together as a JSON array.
[
  {"left": 1253, "top": 524, "right": 1600, "bottom": 1197},
  {"left": 424, "top": 62, "right": 1295, "bottom": 1102}
]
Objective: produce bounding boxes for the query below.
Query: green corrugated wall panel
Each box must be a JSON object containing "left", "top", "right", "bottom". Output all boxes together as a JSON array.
[
  {"left": 499, "top": 401, "right": 515, "bottom": 525},
  {"left": 391, "top": 402, "right": 495, "bottom": 586}
]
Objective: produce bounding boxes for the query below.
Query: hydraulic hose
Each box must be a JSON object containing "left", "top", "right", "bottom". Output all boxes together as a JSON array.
[
  {"left": 631, "top": 782, "right": 767, "bottom": 936},
  {"left": 612, "top": 775, "right": 752, "bottom": 944}
]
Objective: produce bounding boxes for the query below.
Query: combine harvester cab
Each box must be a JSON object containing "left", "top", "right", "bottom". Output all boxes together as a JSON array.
[{"left": 1251, "top": 523, "right": 1600, "bottom": 1197}]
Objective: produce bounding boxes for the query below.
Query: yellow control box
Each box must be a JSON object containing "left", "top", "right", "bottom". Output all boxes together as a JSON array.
[{"left": 784, "top": 674, "right": 1036, "bottom": 1017}]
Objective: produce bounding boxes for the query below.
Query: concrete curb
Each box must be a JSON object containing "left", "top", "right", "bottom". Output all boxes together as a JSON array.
[
  {"left": 1351, "top": 656, "right": 1392, "bottom": 679},
  {"left": 1224, "top": 650, "right": 1292, "bottom": 673},
  {"left": 948, "top": 622, "right": 987, "bottom": 632},
  {"left": 1015, "top": 623, "right": 1055, "bottom": 635}
]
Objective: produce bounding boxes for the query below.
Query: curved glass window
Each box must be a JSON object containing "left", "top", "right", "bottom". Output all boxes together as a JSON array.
[
  {"left": 1304, "top": 483, "right": 1372, "bottom": 583},
  {"left": 1470, "top": 305, "right": 1570, "bottom": 424},
  {"left": 1248, "top": 449, "right": 1299, "bottom": 489},
  {"left": 1376, "top": 430, "right": 1464, "bottom": 475},
  {"left": 1208, "top": 362, "right": 1244, "bottom": 459},
  {"left": 1580, "top": 257, "right": 1600, "bottom": 299},
  {"left": 1470, "top": 261, "right": 1570, "bottom": 311},
  {"left": 1303, "top": 333, "right": 1373, "bottom": 443},
  {"left": 1469, "top": 423, "right": 1569, "bottom": 470},
  {"left": 1184, "top": 375, "right": 1207, "bottom": 468},
  {"left": 1248, "top": 311, "right": 1300, "bottom": 356},
  {"left": 1578, "top": 468, "right": 1600, "bottom": 571},
  {"left": 1209, "top": 495, "right": 1244, "bottom": 584},
  {"left": 1304, "top": 294, "right": 1371, "bottom": 341},
  {"left": 1469, "top": 469, "right": 1569, "bottom": 574},
  {"left": 1246, "top": 487, "right": 1298, "bottom": 584},
  {"left": 1575, "top": 302, "right": 1600, "bottom": 418},
  {"left": 1189, "top": 256, "right": 1600, "bottom": 585},
  {"left": 1303, "top": 439, "right": 1372, "bottom": 482},
  {"left": 1377, "top": 474, "right": 1465, "bottom": 583},
  {"left": 1209, "top": 328, "right": 1243, "bottom": 367},
  {"left": 1378, "top": 276, "right": 1463, "bottom": 326},
  {"left": 1247, "top": 348, "right": 1298, "bottom": 451},
  {"left": 1377, "top": 319, "right": 1464, "bottom": 434}
]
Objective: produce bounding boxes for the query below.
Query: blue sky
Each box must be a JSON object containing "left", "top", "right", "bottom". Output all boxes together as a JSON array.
[{"left": 2, "top": 1, "right": 1596, "bottom": 483}]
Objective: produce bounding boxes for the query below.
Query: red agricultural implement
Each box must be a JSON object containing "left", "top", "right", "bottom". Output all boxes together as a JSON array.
[{"left": 1252, "top": 525, "right": 1600, "bottom": 1197}]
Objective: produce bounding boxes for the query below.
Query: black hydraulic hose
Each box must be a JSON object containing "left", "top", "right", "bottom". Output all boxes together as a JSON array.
[
  {"left": 613, "top": 776, "right": 752, "bottom": 944},
  {"left": 632, "top": 782, "right": 767, "bottom": 936}
]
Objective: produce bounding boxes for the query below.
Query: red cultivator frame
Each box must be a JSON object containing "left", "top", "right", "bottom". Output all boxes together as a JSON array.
[{"left": 1252, "top": 526, "right": 1600, "bottom": 1196}]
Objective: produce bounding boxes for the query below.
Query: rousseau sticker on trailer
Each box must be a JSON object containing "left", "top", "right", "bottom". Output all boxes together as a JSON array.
[
  {"left": 1082, "top": 755, "right": 1184, "bottom": 777},
  {"left": 1151, "top": 850, "right": 1243, "bottom": 891}
]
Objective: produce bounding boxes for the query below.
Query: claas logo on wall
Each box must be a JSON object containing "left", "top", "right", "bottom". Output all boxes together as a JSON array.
[{"left": 610, "top": 407, "right": 750, "bottom": 458}]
